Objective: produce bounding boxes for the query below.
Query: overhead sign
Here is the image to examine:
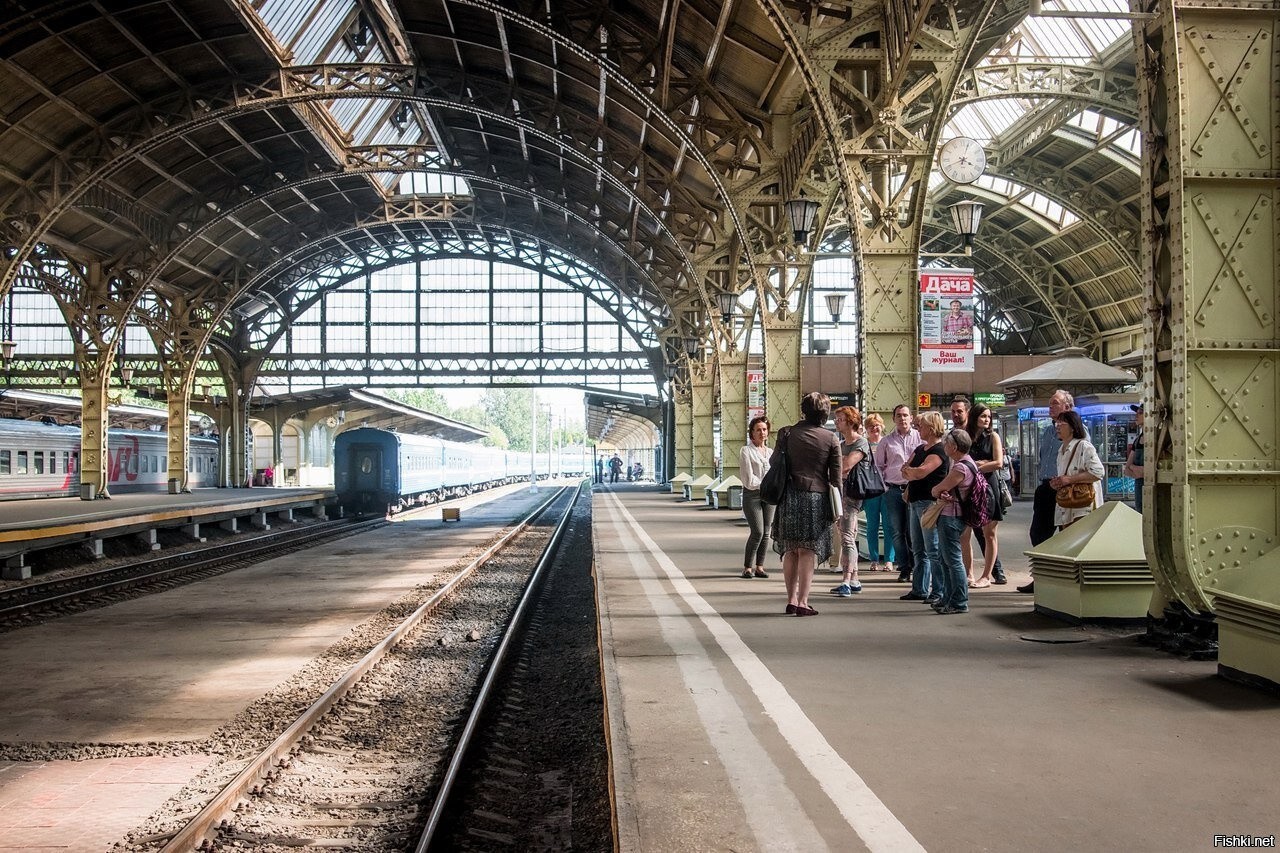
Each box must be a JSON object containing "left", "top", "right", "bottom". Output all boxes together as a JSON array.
[
  {"left": 747, "top": 369, "right": 764, "bottom": 423},
  {"left": 973, "top": 393, "right": 1004, "bottom": 408},
  {"left": 920, "top": 269, "right": 975, "bottom": 373}
]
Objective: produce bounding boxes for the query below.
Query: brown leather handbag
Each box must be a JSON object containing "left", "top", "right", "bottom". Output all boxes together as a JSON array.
[{"left": 1055, "top": 441, "right": 1096, "bottom": 509}]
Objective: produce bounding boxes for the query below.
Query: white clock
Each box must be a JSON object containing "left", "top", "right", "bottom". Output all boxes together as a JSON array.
[{"left": 938, "top": 136, "right": 987, "bottom": 184}]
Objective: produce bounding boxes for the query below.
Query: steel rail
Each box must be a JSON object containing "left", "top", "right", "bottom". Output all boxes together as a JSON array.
[
  {"left": 160, "top": 484, "right": 572, "bottom": 853},
  {"left": 415, "top": 480, "right": 584, "bottom": 851}
]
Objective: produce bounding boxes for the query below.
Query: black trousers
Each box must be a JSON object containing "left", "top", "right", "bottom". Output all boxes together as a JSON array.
[{"left": 1029, "top": 481, "right": 1058, "bottom": 546}]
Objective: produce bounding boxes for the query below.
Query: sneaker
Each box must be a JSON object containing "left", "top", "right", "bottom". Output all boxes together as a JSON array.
[
  {"left": 939, "top": 605, "right": 969, "bottom": 614},
  {"left": 832, "top": 583, "right": 853, "bottom": 596},
  {"left": 924, "top": 595, "right": 941, "bottom": 606},
  {"left": 899, "top": 592, "right": 926, "bottom": 601},
  {"left": 849, "top": 583, "right": 862, "bottom": 594},
  {"left": 897, "top": 572, "right": 911, "bottom": 583}
]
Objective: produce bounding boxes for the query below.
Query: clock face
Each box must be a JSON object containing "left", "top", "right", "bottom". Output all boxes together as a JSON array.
[{"left": 938, "top": 137, "right": 986, "bottom": 184}]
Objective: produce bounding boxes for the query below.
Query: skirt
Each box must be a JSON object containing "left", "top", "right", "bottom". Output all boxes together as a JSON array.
[{"left": 771, "top": 489, "right": 833, "bottom": 565}]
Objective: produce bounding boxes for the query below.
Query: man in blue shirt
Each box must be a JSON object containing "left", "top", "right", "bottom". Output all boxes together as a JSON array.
[{"left": 1022, "top": 389, "right": 1073, "bottom": 593}]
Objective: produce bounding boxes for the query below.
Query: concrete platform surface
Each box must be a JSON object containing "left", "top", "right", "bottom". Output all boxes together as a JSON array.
[{"left": 594, "top": 485, "right": 1280, "bottom": 853}]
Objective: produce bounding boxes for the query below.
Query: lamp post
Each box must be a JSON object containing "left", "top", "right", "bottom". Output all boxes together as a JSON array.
[
  {"left": 950, "top": 200, "right": 984, "bottom": 255},
  {"left": 784, "top": 196, "right": 820, "bottom": 247},
  {"left": 716, "top": 291, "right": 736, "bottom": 326}
]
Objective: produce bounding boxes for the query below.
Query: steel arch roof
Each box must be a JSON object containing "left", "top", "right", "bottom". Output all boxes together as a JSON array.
[{"left": 0, "top": 0, "right": 1143, "bottom": 361}]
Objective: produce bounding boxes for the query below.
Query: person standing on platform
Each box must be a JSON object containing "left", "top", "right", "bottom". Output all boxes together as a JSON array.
[
  {"left": 930, "top": 428, "right": 978, "bottom": 614},
  {"left": 875, "top": 404, "right": 920, "bottom": 583},
  {"left": 1052, "top": 410, "right": 1104, "bottom": 529},
  {"left": 862, "top": 414, "right": 894, "bottom": 573},
  {"left": 965, "top": 403, "right": 1007, "bottom": 587},
  {"left": 830, "top": 406, "right": 869, "bottom": 597},
  {"left": 738, "top": 415, "right": 774, "bottom": 579},
  {"left": 1124, "top": 404, "right": 1145, "bottom": 513},
  {"left": 950, "top": 396, "right": 970, "bottom": 431},
  {"left": 609, "top": 453, "right": 623, "bottom": 483},
  {"left": 770, "top": 392, "right": 841, "bottom": 617},
  {"left": 595, "top": 456, "right": 604, "bottom": 484},
  {"left": 1022, "top": 389, "right": 1073, "bottom": 593},
  {"left": 900, "top": 411, "right": 949, "bottom": 604}
]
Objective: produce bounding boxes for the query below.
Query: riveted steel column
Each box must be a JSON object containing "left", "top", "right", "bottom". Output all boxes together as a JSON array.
[
  {"left": 862, "top": 254, "right": 919, "bottom": 415},
  {"left": 764, "top": 308, "right": 802, "bottom": 429},
  {"left": 1137, "top": 0, "right": 1280, "bottom": 684},
  {"left": 691, "top": 361, "right": 716, "bottom": 478},
  {"left": 718, "top": 351, "right": 749, "bottom": 480},
  {"left": 78, "top": 358, "right": 110, "bottom": 500},
  {"left": 674, "top": 382, "right": 693, "bottom": 478},
  {"left": 167, "top": 398, "right": 191, "bottom": 492}
]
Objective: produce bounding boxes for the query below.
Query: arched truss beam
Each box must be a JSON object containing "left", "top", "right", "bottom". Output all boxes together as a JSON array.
[
  {"left": 230, "top": 223, "right": 664, "bottom": 354},
  {"left": 988, "top": 161, "right": 1140, "bottom": 264},
  {"left": 130, "top": 151, "right": 674, "bottom": 316},
  {"left": 231, "top": 245, "right": 658, "bottom": 377},
  {"left": 922, "top": 206, "right": 1099, "bottom": 349},
  {"left": 947, "top": 62, "right": 1137, "bottom": 120},
  {"left": 2, "top": 56, "right": 762, "bottom": 335},
  {"left": 926, "top": 171, "right": 1138, "bottom": 271},
  {"left": 989, "top": 99, "right": 1142, "bottom": 171}
]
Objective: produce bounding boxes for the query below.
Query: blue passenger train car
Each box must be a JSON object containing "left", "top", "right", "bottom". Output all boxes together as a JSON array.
[{"left": 334, "top": 427, "right": 532, "bottom": 514}]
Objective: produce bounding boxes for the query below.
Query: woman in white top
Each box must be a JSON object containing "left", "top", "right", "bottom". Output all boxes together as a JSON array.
[
  {"left": 738, "top": 416, "right": 774, "bottom": 578},
  {"left": 1051, "top": 410, "right": 1105, "bottom": 528}
]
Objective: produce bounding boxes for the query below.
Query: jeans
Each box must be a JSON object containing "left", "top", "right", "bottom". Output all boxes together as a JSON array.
[
  {"left": 863, "top": 495, "right": 895, "bottom": 563},
  {"left": 936, "top": 515, "right": 969, "bottom": 610},
  {"left": 742, "top": 489, "right": 775, "bottom": 568},
  {"left": 883, "top": 485, "right": 914, "bottom": 576},
  {"left": 1134, "top": 478, "right": 1144, "bottom": 513},
  {"left": 908, "top": 499, "right": 942, "bottom": 599}
]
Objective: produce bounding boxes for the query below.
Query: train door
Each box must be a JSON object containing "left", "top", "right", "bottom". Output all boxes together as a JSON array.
[{"left": 349, "top": 443, "right": 382, "bottom": 496}]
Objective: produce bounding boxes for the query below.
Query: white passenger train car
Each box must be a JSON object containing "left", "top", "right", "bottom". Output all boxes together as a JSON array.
[{"left": 0, "top": 419, "right": 219, "bottom": 500}]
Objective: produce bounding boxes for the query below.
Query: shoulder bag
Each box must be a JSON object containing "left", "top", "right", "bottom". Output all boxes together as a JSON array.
[
  {"left": 845, "top": 447, "right": 886, "bottom": 501},
  {"left": 1055, "top": 441, "right": 1095, "bottom": 509},
  {"left": 760, "top": 429, "right": 789, "bottom": 505}
]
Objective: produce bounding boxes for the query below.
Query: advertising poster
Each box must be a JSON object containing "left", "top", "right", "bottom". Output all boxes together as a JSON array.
[
  {"left": 747, "top": 369, "right": 765, "bottom": 423},
  {"left": 920, "top": 268, "right": 975, "bottom": 372}
]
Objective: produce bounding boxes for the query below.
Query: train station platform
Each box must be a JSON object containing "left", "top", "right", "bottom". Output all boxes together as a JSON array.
[
  {"left": 592, "top": 484, "right": 1280, "bottom": 852},
  {"left": 0, "top": 488, "right": 333, "bottom": 578}
]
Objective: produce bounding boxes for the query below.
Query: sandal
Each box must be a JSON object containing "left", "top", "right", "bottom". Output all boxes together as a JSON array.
[
  {"left": 753, "top": 568, "right": 769, "bottom": 578},
  {"left": 972, "top": 578, "right": 992, "bottom": 588},
  {"left": 741, "top": 569, "right": 753, "bottom": 578}
]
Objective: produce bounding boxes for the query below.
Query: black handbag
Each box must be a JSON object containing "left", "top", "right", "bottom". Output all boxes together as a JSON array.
[
  {"left": 759, "top": 430, "right": 789, "bottom": 505},
  {"left": 845, "top": 455, "right": 886, "bottom": 500}
]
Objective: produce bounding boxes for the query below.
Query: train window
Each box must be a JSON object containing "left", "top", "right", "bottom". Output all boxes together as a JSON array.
[
  {"left": 34, "top": 451, "right": 45, "bottom": 474},
  {"left": 361, "top": 455, "right": 373, "bottom": 474},
  {"left": 70, "top": 451, "right": 78, "bottom": 473},
  {"left": 16, "top": 451, "right": 28, "bottom": 475},
  {"left": 0, "top": 449, "right": 8, "bottom": 475},
  {"left": 63, "top": 451, "right": 70, "bottom": 473}
]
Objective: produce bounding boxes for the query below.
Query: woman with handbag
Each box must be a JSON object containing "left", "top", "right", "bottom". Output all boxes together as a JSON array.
[
  {"left": 738, "top": 416, "right": 774, "bottom": 579},
  {"left": 1052, "top": 410, "right": 1104, "bottom": 528},
  {"left": 769, "top": 392, "right": 842, "bottom": 616},
  {"left": 830, "top": 406, "right": 870, "bottom": 597},
  {"left": 861, "top": 414, "right": 895, "bottom": 574},
  {"left": 964, "top": 403, "right": 1007, "bottom": 588},
  {"left": 899, "top": 411, "right": 950, "bottom": 604}
]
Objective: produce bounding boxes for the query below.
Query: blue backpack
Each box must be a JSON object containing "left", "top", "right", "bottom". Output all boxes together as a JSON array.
[{"left": 961, "top": 460, "right": 992, "bottom": 530}]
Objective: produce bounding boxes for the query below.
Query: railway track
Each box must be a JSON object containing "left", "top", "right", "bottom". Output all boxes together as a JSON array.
[{"left": 149, "top": 483, "right": 585, "bottom": 852}]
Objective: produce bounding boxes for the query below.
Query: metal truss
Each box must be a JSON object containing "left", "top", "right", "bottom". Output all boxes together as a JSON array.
[
  {"left": 949, "top": 62, "right": 1138, "bottom": 120},
  {"left": 257, "top": 354, "right": 657, "bottom": 385}
]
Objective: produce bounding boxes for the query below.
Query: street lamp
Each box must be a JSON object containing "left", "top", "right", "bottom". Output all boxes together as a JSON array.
[
  {"left": 682, "top": 335, "right": 699, "bottom": 359},
  {"left": 950, "top": 200, "right": 985, "bottom": 255},
  {"left": 824, "top": 293, "right": 847, "bottom": 326},
  {"left": 784, "top": 195, "right": 820, "bottom": 246},
  {"left": 716, "top": 291, "right": 737, "bottom": 325}
]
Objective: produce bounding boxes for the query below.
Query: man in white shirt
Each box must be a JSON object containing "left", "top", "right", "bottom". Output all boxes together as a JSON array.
[{"left": 874, "top": 403, "right": 921, "bottom": 583}]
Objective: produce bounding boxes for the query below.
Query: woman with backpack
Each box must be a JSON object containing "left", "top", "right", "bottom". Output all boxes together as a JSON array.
[{"left": 929, "top": 428, "right": 980, "bottom": 614}]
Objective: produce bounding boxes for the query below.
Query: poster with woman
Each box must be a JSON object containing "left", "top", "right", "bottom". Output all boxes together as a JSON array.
[{"left": 920, "top": 269, "right": 975, "bottom": 372}]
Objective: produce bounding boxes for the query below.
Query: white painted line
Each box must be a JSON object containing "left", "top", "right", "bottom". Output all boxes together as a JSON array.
[
  {"left": 606, "top": 500, "right": 825, "bottom": 851},
  {"left": 606, "top": 493, "right": 926, "bottom": 853}
]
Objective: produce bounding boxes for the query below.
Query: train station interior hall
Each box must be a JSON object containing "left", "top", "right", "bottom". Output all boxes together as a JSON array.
[{"left": 0, "top": 0, "right": 1278, "bottom": 850}]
